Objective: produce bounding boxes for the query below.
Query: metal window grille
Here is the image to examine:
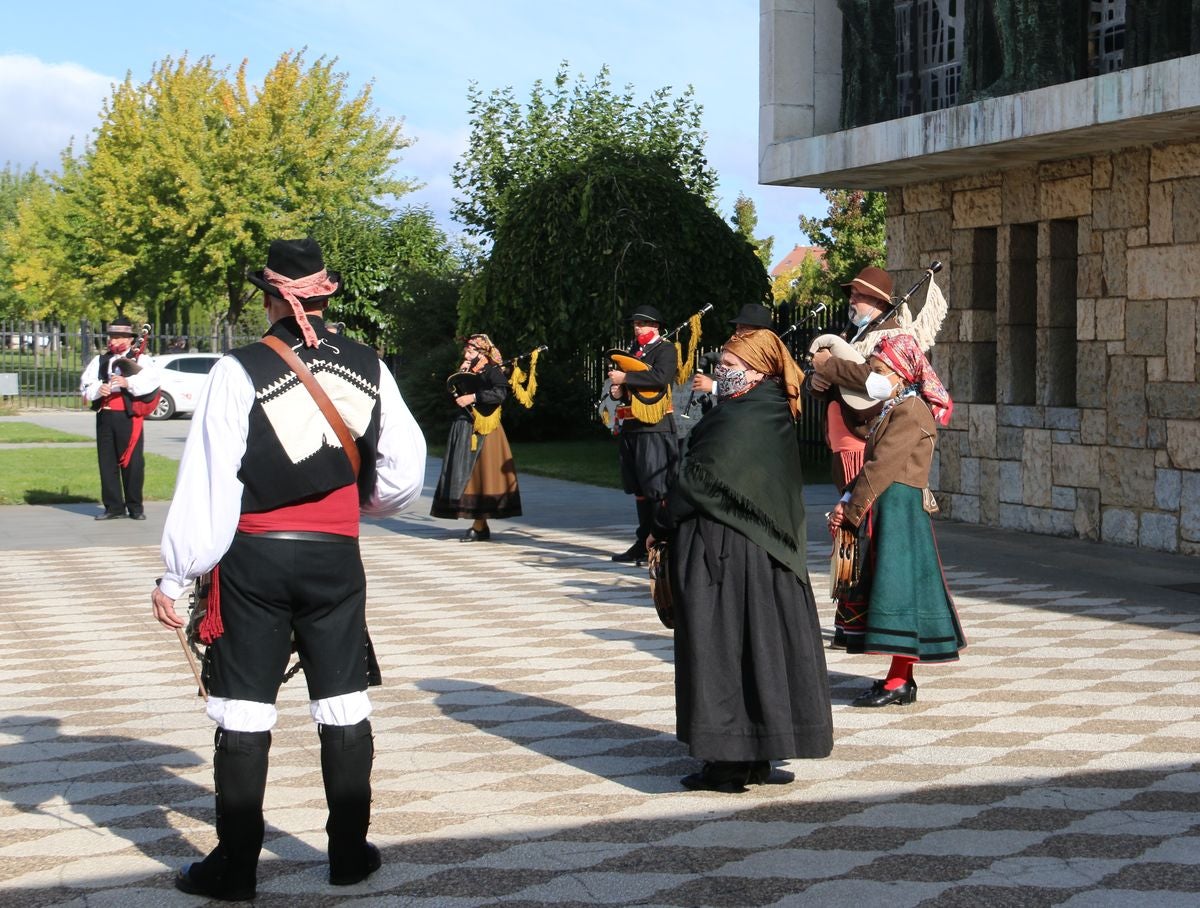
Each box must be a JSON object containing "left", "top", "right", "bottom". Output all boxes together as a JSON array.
[
  {"left": 896, "top": 0, "right": 963, "bottom": 116},
  {"left": 1088, "top": 0, "right": 1126, "bottom": 75}
]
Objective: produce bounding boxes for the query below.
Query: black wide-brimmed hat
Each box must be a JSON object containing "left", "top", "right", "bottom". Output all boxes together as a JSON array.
[
  {"left": 728, "top": 303, "right": 773, "bottom": 329},
  {"left": 106, "top": 316, "right": 135, "bottom": 336},
  {"left": 628, "top": 305, "right": 665, "bottom": 326},
  {"left": 247, "top": 238, "right": 341, "bottom": 305}
]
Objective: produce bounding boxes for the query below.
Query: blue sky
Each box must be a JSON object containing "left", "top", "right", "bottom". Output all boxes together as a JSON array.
[{"left": 0, "top": 0, "right": 824, "bottom": 267}]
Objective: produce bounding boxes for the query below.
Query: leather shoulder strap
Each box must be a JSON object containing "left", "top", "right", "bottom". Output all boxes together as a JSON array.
[{"left": 261, "top": 335, "right": 361, "bottom": 479}]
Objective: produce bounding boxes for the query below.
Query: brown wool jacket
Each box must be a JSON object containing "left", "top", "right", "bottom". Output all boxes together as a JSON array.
[{"left": 844, "top": 395, "right": 937, "bottom": 527}]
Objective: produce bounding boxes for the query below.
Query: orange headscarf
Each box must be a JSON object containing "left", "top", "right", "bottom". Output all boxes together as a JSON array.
[{"left": 723, "top": 328, "right": 805, "bottom": 421}]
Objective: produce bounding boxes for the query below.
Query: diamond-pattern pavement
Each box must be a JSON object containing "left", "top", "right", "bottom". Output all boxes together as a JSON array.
[{"left": 3, "top": 510, "right": 1200, "bottom": 906}]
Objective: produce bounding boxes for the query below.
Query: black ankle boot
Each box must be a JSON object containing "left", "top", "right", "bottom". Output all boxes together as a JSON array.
[
  {"left": 320, "top": 718, "right": 381, "bottom": 886},
  {"left": 176, "top": 728, "right": 271, "bottom": 902}
]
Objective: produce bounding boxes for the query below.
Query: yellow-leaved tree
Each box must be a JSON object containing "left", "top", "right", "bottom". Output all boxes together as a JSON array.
[{"left": 6, "top": 51, "right": 414, "bottom": 328}]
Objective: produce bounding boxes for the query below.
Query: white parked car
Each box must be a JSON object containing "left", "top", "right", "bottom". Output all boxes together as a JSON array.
[{"left": 147, "top": 353, "right": 222, "bottom": 419}]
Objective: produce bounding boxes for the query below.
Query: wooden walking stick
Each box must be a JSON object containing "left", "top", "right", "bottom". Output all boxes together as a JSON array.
[{"left": 175, "top": 626, "right": 207, "bottom": 699}]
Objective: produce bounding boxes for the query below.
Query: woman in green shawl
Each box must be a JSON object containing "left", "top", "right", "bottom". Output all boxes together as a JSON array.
[{"left": 655, "top": 328, "right": 833, "bottom": 793}]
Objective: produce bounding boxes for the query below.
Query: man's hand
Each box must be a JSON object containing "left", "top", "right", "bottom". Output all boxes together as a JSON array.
[
  {"left": 608, "top": 369, "right": 627, "bottom": 384},
  {"left": 454, "top": 393, "right": 477, "bottom": 408},
  {"left": 109, "top": 375, "right": 128, "bottom": 391},
  {"left": 809, "top": 373, "right": 832, "bottom": 393},
  {"left": 152, "top": 586, "right": 185, "bottom": 630},
  {"left": 608, "top": 382, "right": 623, "bottom": 400},
  {"left": 691, "top": 373, "right": 715, "bottom": 394},
  {"left": 828, "top": 502, "right": 847, "bottom": 533},
  {"left": 811, "top": 349, "right": 832, "bottom": 369}
]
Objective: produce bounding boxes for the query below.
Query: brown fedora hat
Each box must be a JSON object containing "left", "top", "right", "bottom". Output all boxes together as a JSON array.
[{"left": 840, "top": 266, "right": 893, "bottom": 306}]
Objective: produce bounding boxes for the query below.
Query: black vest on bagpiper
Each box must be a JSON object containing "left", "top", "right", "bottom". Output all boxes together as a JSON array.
[{"left": 228, "top": 317, "right": 382, "bottom": 514}]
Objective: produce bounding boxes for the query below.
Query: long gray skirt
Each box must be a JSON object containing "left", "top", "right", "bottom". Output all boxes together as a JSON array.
[{"left": 670, "top": 515, "right": 834, "bottom": 762}]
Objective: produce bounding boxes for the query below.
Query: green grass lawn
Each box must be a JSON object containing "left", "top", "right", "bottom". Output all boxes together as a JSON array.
[
  {"left": 0, "top": 422, "right": 91, "bottom": 443},
  {"left": 0, "top": 445, "right": 178, "bottom": 505}
]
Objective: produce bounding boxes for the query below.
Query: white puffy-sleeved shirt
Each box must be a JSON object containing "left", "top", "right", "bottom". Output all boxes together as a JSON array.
[
  {"left": 158, "top": 354, "right": 426, "bottom": 600},
  {"left": 80, "top": 353, "right": 162, "bottom": 402}
]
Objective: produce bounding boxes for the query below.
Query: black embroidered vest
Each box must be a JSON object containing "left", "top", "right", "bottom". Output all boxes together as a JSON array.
[{"left": 228, "top": 318, "right": 382, "bottom": 513}]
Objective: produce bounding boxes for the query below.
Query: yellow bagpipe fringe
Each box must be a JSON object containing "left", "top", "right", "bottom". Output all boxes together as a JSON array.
[
  {"left": 630, "top": 386, "right": 672, "bottom": 426},
  {"left": 508, "top": 349, "right": 540, "bottom": 408},
  {"left": 470, "top": 406, "right": 503, "bottom": 451},
  {"left": 673, "top": 312, "right": 703, "bottom": 386}
]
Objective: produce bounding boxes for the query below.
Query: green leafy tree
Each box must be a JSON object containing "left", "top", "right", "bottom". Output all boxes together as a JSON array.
[
  {"left": 0, "top": 165, "right": 48, "bottom": 317},
  {"left": 771, "top": 249, "right": 831, "bottom": 309},
  {"left": 731, "top": 193, "right": 774, "bottom": 272},
  {"left": 798, "top": 189, "right": 887, "bottom": 299},
  {"left": 451, "top": 62, "right": 715, "bottom": 238},
  {"left": 13, "top": 52, "right": 414, "bottom": 328}
]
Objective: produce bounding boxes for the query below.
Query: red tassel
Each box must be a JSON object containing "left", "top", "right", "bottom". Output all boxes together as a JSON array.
[
  {"left": 198, "top": 565, "right": 224, "bottom": 644},
  {"left": 119, "top": 416, "right": 144, "bottom": 469}
]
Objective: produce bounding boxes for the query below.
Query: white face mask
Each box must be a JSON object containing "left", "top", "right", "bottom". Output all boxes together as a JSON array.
[
  {"left": 865, "top": 371, "right": 896, "bottom": 401},
  {"left": 850, "top": 310, "right": 874, "bottom": 328}
]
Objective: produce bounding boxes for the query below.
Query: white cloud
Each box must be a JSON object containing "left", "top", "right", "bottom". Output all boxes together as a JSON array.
[{"left": 0, "top": 55, "right": 116, "bottom": 170}]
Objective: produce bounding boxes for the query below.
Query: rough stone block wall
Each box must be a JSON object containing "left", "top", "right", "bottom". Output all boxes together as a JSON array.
[{"left": 887, "top": 137, "right": 1200, "bottom": 554}]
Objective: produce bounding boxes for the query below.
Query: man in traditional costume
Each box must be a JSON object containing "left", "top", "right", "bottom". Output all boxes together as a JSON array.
[
  {"left": 150, "top": 238, "right": 426, "bottom": 900},
  {"left": 807, "top": 265, "right": 947, "bottom": 647},
  {"left": 828, "top": 333, "right": 965, "bottom": 706},
  {"left": 431, "top": 333, "right": 523, "bottom": 540},
  {"left": 79, "top": 316, "right": 161, "bottom": 520},
  {"left": 656, "top": 327, "right": 833, "bottom": 791},
  {"left": 607, "top": 305, "right": 679, "bottom": 565}
]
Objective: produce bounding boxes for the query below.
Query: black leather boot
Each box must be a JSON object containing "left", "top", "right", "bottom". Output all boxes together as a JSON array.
[
  {"left": 320, "top": 718, "right": 381, "bottom": 886},
  {"left": 175, "top": 728, "right": 271, "bottom": 902}
]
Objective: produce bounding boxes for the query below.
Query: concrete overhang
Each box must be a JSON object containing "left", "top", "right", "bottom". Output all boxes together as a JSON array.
[{"left": 760, "top": 56, "right": 1200, "bottom": 190}]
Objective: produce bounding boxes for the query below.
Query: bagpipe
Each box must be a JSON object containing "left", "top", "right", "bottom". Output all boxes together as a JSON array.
[
  {"left": 446, "top": 343, "right": 547, "bottom": 449},
  {"left": 806, "top": 261, "right": 944, "bottom": 413},
  {"left": 597, "top": 304, "right": 712, "bottom": 429}
]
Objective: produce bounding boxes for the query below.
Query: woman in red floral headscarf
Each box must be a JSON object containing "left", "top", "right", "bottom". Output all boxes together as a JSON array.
[{"left": 828, "top": 333, "right": 965, "bottom": 707}]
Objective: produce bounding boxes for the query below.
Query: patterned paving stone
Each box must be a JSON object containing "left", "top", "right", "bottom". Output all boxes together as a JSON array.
[{"left": 2, "top": 519, "right": 1200, "bottom": 906}]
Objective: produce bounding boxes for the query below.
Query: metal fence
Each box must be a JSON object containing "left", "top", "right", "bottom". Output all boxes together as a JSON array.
[{"left": 0, "top": 320, "right": 262, "bottom": 409}]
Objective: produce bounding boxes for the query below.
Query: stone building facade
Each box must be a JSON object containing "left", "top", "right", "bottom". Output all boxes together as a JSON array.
[{"left": 760, "top": 0, "right": 1200, "bottom": 553}]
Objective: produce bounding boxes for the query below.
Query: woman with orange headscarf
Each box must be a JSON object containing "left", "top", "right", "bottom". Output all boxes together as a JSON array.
[
  {"left": 828, "top": 333, "right": 964, "bottom": 706},
  {"left": 431, "top": 334, "right": 522, "bottom": 540},
  {"left": 654, "top": 327, "right": 833, "bottom": 793}
]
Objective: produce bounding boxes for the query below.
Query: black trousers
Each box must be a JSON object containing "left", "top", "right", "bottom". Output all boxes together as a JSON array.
[{"left": 95, "top": 409, "right": 144, "bottom": 515}]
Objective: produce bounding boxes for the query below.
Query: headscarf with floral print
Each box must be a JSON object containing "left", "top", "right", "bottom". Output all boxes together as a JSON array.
[{"left": 872, "top": 333, "right": 953, "bottom": 425}]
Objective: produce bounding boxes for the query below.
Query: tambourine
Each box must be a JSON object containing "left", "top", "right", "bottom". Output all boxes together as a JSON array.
[
  {"left": 829, "top": 524, "right": 867, "bottom": 600},
  {"left": 446, "top": 371, "right": 484, "bottom": 397},
  {"left": 647, "top": 542, "right": 673, "bottom": 629}
]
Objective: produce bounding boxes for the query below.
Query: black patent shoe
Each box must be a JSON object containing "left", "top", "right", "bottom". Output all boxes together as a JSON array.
[
  {"left": 460, "top": 526, "right": 491, "bottom": 542},
  {"left": 851, "top": 678, "right": 917, "bottom": 708},
  {"left": 95, "top": 511, "right": 126, "bottom": 521},
  {"left": 174, "top": 851, "right": 256, "bottom": 902},
  {"left": 611, "top": 543, "right": 648, "bottom": 565},
  {"left": 330, "top": 841, "right": 382, "bottom": 886},
  {"left": 128, "top": 511, "right": 146, "bottom": 520},
  {"left": 681, "top": 761, "right": 752, "bottom": 793}
]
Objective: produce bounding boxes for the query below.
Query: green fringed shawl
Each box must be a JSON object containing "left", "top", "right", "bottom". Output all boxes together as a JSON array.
[{"left": 668, "top": 381, "right": 809, "bottom": 580}]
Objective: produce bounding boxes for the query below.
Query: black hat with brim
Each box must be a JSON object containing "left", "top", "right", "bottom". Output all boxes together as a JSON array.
[
  {"left": 247, "top": 237, "right": 341, "bottom": 306},
  {"left": 628, "top": 305, "right": 665, "bottom": 326},
  {"left": 106, "top": 316, "right": 136, "bottom": 336},
  {"left": 728, "top": 303, "right": 774, "bottom": 329}
]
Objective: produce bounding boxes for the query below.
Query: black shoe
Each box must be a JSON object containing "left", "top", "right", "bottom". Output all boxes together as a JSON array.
[
  {"left": 174, "top": 852, "right": 256, "bottom": 902},
  {"left": 330, "top": 842, "right": 382, "bottom": 886},
  {"left": 128, "top": 512, "right": 146, "bottom": 520},
  {"left": 747, "top": 761, "right": 796, "bottom": 786},
  {"left": 95, "top": 511, "right": 126, "bottom": 521},
  {"left": 830, "top": 628, "right": 847, "bottom": 649},
  {"left": 611, "top": 543, "right": 648, "bottom": 565},
  {"left": 461, "top": 526, "right": 491, "bottom": 542},
  {"left": 851, "top": 679, "right": 917, "bottom": 708},
  {"left": 680, "top": 761, "right": 752, "bottom": 793}
]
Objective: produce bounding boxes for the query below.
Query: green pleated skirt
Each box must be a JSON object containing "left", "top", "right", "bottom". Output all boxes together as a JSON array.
[{"left": 859, "top": 483, "right": 965, "bottom": 662}]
